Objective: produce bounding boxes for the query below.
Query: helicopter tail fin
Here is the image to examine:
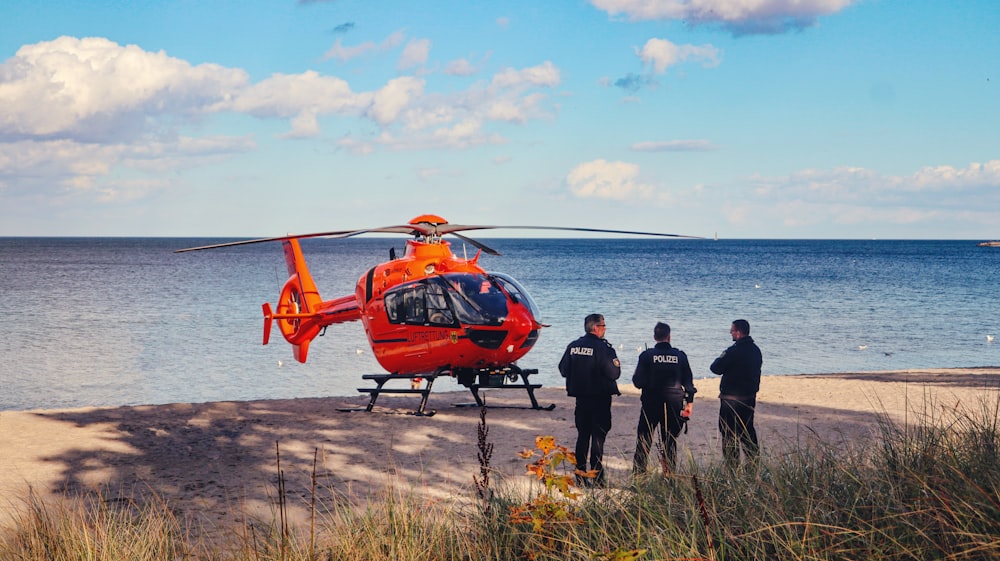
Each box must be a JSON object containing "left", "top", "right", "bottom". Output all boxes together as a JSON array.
[
  {"left": 258, "top": 238, "right": 326, "bottom": 363},
  {"left": 261, "top": 238, "right": 362, "bottom": 363}
]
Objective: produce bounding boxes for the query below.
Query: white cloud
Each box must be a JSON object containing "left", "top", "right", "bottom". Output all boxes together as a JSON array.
[
  {"left": 0, "top": 36, "right": 246, "bottom": 141},
  {"left": 400, "top": 105, "right": 458, "bottom": 131},
  {"left": 284, "top": 110, "right": 321, "bottom": 138},
  {"left": 430, "top": 118, "right": 486, "bottom": 147},
  {"left": 398, "top": 38, "right": 431, "bottom": 70},
  {"left": 491, "top": 61, "right": 560, "bottom": 89},
  {"left": 444, "top": 58, "right": 477, "bottom": 76},
  {"left": 637, "top": 38, "right": 721, "bottom": 73},
  {"left": 0, "top": 36, "right": 566, "bottom": 208},
  {"left": 755, "top": 161, "right": 1000, "bottom": 204},
  {"left": 0, "top": 36, "right": 258, "bottom": 202},
  {"left": 322, "top": 30, "right": 406, "bottom": 61},
  {"left": 565, "top": 159, "right": 654, "bottom": 200},
  {"left": 336, "top": 135, "right": 374, "bottom": 155},
  {"left": 381, "top": 61, "right": 562, "bottom": 146},
  {"left": 591, "top": 0, "right": 856, "bottom": 34},
  {"left": 443, "top": 52, "right": 491, "bottom": 77},
  {"left": 722, "top": 160, "right": 1000, "bottom": 236},
  {"left": 232, "top": 70, "right": 369, "bottom": 118},
  {"left": 909, "top": 160, "right": 1000, "bottom": 190},
  {"left": 0, "top": 136, "right": 254, "bottom": 197},
  {"left": 375, "top": 118, "right": 504, "bottom": 151},
  {"left": 368, "top": 77, "right": 425, "bottom": 126}
]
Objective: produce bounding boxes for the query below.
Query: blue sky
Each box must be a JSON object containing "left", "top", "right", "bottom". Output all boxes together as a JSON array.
[{"left": 1, "top": 0, "right": 997, "bottom": 239}]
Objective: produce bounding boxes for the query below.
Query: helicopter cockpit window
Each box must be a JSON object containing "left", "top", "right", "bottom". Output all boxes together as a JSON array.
[
  {"left": 385, "top": 292, "right": 400, "bottom": 322},
  {"left": 402, "top": 287, "right": 425, "bottom": 323},
  {"left": 425, "top": 282, "right": 455, "bottom": 325},
  {"left": 385, "top": 284, "right": 430, "bottom": 325},
  {"left": 491, "top": 273, "right": 542, "bottom": 322},
  {"left": 383, "top": 274, "right": 507, "bottom": 327}
]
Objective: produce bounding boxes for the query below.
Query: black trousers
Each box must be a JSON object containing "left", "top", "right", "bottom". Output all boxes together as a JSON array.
[
  {"left": 719, "top": 395, "right": 759, "bottom": 466},
  {"left": 574, "top": 395, "right": 613, "bottom": 483},
  {"left": 633, "top": 392, "right": 685, "bottom": 473}
]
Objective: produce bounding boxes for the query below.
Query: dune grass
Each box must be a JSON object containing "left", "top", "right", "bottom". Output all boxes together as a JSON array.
[{"left": 2, "top": 396, "right": 999, "bottom": 560}]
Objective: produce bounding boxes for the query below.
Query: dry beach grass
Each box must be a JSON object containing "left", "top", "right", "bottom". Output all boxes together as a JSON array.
[{"left": 2, "top": 367, "right": 998, "bottom": 541}]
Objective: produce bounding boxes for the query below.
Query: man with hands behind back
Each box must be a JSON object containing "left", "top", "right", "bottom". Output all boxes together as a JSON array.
[{"left": 631, "top": 322, "right": 697, "bottom": 474}]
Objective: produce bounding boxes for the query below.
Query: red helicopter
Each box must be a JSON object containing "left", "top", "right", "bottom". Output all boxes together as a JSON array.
[{"left": 177, "top": 214, "right": 697, "bottom": 414}]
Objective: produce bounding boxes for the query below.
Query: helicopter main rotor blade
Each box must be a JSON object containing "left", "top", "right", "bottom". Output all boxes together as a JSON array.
[
  {"left": 435, "top": 224, "right": 704, "bottom": 239},
  {"left": 449, "top": 232, "right": 501, "bottom": 256},
  {"left": 175, "top": 220, "right": 702, "bottom": 253},
  {"left": 173, "top": 231, "right": 353, "bottom": 253},
  {"left": 173, "top": 225, "right": 431, "bottom": 253}
]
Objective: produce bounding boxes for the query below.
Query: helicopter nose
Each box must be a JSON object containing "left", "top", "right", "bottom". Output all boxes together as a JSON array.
[{"left": 506, "top": 309, "right": 539, "bottom": 350}]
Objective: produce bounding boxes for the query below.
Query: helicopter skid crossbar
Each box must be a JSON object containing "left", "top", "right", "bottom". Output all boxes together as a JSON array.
[
  {"left": 343, "top": 373, "right": 438, "bottom": 416},
  {"left": 452, "top": 368, "right": 556, "bottom": 411},
  {"left": 342, "top": 366, "right": 554, "bottom": 416}
]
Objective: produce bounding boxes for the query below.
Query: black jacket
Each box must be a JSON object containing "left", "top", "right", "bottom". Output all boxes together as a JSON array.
[
  {"left": 632, "top": 341, "right": 697, "bottom": 402},
  {"left": 709, "top": 336, "right": 762, "bottom": 396},
  {"left": 559, "top": 333, "right": 621, "bottom": 397}
]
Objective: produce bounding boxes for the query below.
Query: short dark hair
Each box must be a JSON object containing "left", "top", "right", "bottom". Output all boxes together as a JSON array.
[
  {"left": 585, "top": 313, "right": 604, "bottom": 333},
  {"left": 732, "top": 319, "right": 750, "bottom": 335},
  {"left": 653, "top": 322, "right": 670, "bottom": 341}
]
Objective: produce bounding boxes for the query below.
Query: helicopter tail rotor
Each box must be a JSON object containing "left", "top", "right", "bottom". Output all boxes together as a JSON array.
[
  {"left": 262, "top": 303, "right": 275, "bottom": 345},
  {"left": 261, "top": 300, "right": 316, "bottom": 363}
]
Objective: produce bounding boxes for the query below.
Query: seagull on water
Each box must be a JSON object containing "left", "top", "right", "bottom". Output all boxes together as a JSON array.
[{"left": 988, "top": 335, "right": 995, "bottom": 343}]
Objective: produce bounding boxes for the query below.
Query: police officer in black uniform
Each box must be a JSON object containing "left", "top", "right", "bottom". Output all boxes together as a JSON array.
[
  {"left": 559, "top": 313, "right": 621, "bottom": 487},
  {"left": 632, "top": 322, "right": 697, "bottom": 474},
  {"left": 710, "top": 318, "right": 762, "bottom": 468}
]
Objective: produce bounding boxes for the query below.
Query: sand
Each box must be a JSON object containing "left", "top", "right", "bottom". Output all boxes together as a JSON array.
[{"left": 1, "top": 368, "right": 998, "bottom": 534}]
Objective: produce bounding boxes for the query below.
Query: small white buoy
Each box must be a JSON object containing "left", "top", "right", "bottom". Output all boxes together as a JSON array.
[
  {"left": 988, "top": 335, "right": 995, "bottom": 343},
  {"left": 356, "top": 348, "right": 364, "bottom": 354},
  {"left": 754, "top": 283, "right": 761, "bottom": 289},
  {"left": 277, "top": 360, "right": 284, "bottom": 367}
]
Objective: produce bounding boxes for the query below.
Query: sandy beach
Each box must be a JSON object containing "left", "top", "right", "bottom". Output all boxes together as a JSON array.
[{"left": 2, "top": 368, "right": 998, "bottom": 534}]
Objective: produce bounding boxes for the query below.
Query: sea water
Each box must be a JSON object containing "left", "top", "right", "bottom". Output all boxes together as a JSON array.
[{"left": 1, "top": 237, "right": 997, "bottom": 411}]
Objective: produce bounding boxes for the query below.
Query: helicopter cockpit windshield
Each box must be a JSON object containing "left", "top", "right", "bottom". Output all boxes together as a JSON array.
[
  {"left": 442, "top": 273, "right": 508, "bottom": 325},
  {"left": 489, "top": 272, "right": 541, "bottom": 323}
]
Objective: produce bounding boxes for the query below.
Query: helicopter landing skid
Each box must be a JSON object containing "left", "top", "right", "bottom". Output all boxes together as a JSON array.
[
  {"left": 340, "top": 373, "right": 438, "bottom": 416},
  {"left": 452, "top": 368, "right": 556, "bottom": 411},
  {"left": 341, "top": 367, "right": 555, "bottom": 416}
]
